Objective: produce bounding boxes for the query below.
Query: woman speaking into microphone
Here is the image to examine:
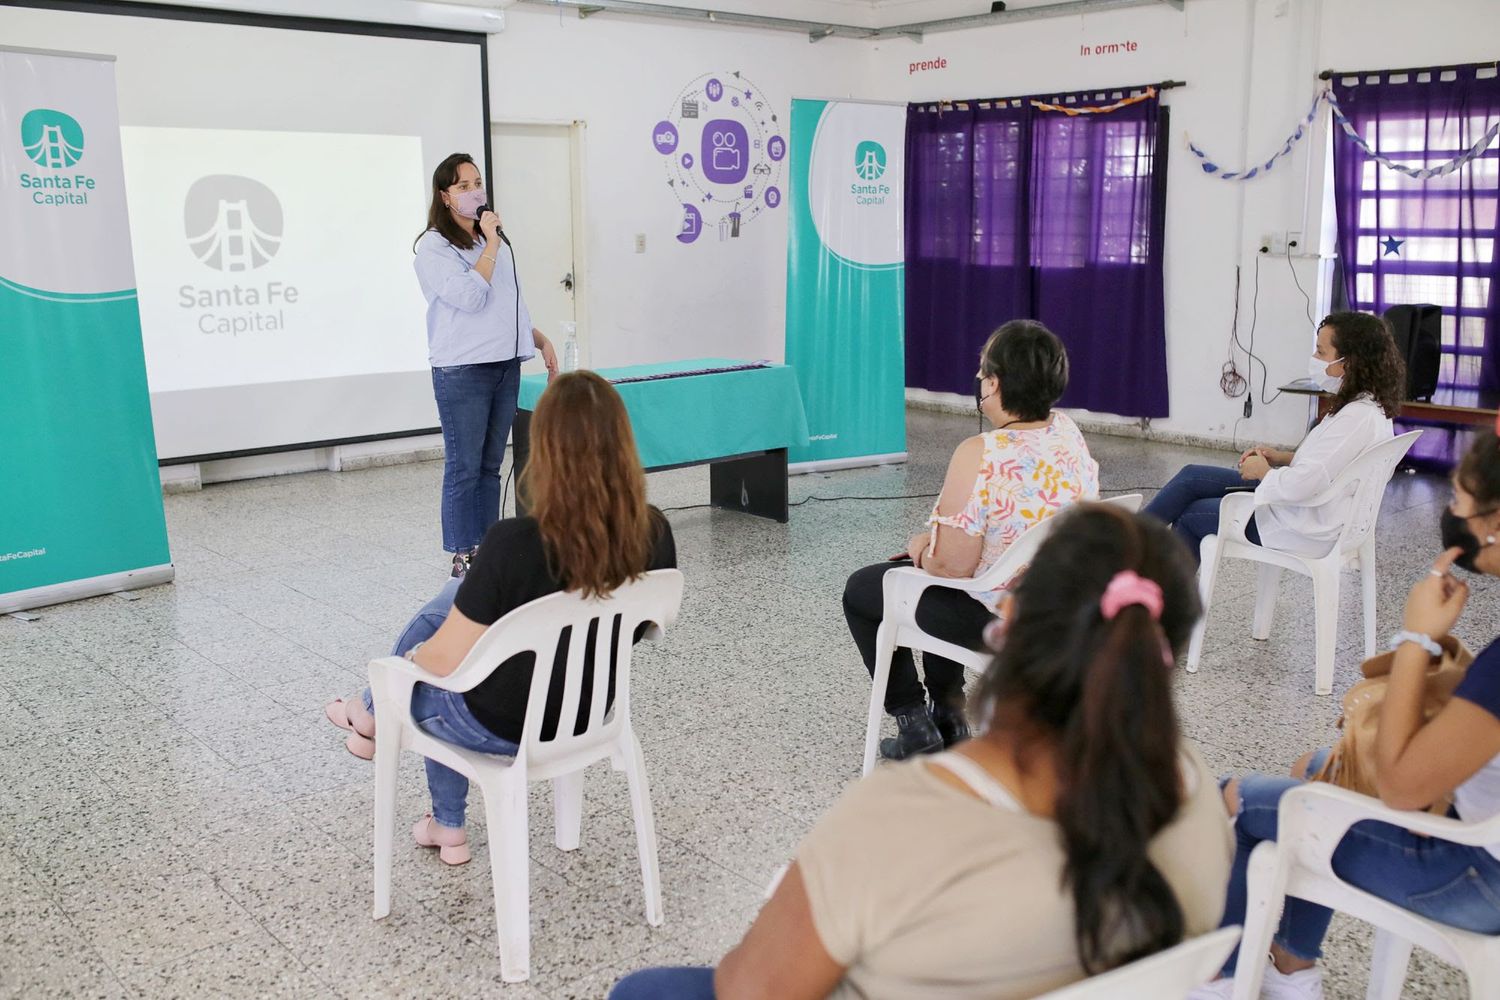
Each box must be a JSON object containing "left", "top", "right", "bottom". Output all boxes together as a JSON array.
[{"left": 414, "top": 153, "right": 557, "bottom": 578}]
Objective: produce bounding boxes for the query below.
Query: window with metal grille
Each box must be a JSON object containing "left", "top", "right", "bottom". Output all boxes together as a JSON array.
[{"left": 1343, "top": 110, "right": 1499, "bottom": 394}]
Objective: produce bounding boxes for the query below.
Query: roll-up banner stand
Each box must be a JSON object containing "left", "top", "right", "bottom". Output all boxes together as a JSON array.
[
  {"left": 784, "top": 98, "right": 907, "bottom": 472},
  {"left": 1, "top": 46, "right": 173, "bottom": 614}
]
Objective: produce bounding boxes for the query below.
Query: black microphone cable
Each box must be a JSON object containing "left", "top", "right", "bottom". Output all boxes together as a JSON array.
[
  {"left": 478, "top": 205, "right": 523, "bottom": 357},
  {"left": 503, "top": 231, "right": 521, "bottom": 358}
]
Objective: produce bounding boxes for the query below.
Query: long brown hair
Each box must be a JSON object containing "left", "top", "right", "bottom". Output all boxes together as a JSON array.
[
  {"left": 414, "top": 152, "right": 481, "bottom": 252},
  {"left": 522, "top": 371, "right": 654, "bottom": 598},
  {"left": 1321, "top": 311, "right": 1406, "bottom": 419},
  {"left": 974, "top": 504, "right": 1201, "bottom": 973}
]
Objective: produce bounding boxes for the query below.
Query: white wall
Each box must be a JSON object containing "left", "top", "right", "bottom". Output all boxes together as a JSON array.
[
  {"left": 488, "top": 6, "right": 867, "bottom": 369},
  {"left": 861, "top": 0, "right": 1500, "bottom": 447},
  {"left": 498, "top": 0, "right": 1500, "bottom": 450},
  {"left": 26, "top": 0, "right": 1495, "bottom": 464}
]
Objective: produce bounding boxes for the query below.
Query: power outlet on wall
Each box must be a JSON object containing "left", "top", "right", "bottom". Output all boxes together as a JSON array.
[
  {"left": 1259, "top": 232, "right": 1288, "bottom": 255},
  {"left": 1259, "top": 231, "right": 1304, "bottom": 255}
]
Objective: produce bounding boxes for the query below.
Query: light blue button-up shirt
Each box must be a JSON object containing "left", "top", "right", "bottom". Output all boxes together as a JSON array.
[{"left": 414, "top": 228, "right": 536, "bottom": 368}]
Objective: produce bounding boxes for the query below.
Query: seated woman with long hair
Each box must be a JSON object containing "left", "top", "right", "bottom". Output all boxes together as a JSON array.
[
  {"left": 842, "top": 320, "right": 1098, "bottom": 761},
  {"left": 614, "top": 505, "right": 1232, "bottom": 1000},
  {"left": 325, "top": 371, "right": 676, "bottom": 864},
  {"left": 1192, "top": 429, "right": 1500, "bottom": 1000},
  {"left": 1145, "top": 311, "right": 1404, "bottom": 562}
]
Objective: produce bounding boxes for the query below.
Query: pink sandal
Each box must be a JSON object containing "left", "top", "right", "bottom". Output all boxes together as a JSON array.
[
  {"left": 325, "top": 697, "right": 375, "bottom": 736},
  {"left": 326, "top": 697, "right": 377, "bottom": 760},
  {"left": 344, "top": 732, "right": 375, "bottom": 760},
  {"left": 413, "top": 815, "right": 470, "bottom": 866}
]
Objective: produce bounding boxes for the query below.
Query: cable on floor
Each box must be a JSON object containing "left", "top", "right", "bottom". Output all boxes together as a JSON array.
[{"left": 655, "top": 486, "right": 1164, "bottom": 516}]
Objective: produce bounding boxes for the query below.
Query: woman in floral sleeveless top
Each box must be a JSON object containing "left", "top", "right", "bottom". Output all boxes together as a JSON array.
[{"left": 842, "top": 321, "right": 1099, "bottom": 761}]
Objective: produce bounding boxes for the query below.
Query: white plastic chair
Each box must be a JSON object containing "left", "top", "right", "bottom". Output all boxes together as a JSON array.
[
  {"left": 367, "top": 569, "right": 685, "bottom": 983},
  {"left": 1186, "top": 431, "right": 1420, "bottom": 695},
  {"left": 1234, "top": 782, "right": 1500, "bottom": 1000},
  {"left": 862, "top": 495, "right": 1143, "bottom": 775},
  {"left": 1038, "top": 926, "right": 1243, "bottom": 999}
]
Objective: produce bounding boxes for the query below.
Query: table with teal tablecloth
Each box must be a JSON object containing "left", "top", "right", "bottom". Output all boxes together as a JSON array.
[{"left": 514, "top": 359, "right": 809, "bottom": 521}]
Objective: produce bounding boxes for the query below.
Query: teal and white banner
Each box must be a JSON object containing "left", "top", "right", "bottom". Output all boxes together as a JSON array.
[
  {"left": 785, "top": 99, "right": 906, "bottom": 469},
  {"left": 0, "top": 46, "right": 172, "bottom": 613}
]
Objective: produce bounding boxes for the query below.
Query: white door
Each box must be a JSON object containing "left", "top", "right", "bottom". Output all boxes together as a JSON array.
[{"left": 490, "top": 122, "right": 579, "bottom": 377}]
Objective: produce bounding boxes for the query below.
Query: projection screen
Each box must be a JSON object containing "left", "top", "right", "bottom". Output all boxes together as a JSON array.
[{"left": 0, "top": 0, "right": 490, "bottom": 460}]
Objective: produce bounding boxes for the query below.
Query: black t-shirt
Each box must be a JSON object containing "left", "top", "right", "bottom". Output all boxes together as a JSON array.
[{"left": 451, "top": 509, "right": 677, "bottom": 743}]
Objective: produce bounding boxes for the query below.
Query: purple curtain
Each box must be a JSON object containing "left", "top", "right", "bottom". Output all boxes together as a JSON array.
[
  {"left": 904, "top": 89, "right": 1169, "bottom": 418},
  {"left": 1332, "top": 65, "right": 1500, "bottom": 465}
]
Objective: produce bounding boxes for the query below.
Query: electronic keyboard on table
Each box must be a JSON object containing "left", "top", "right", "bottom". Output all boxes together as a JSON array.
[{"left": 607, "top": 361, "right": 772, "bottom": 386}]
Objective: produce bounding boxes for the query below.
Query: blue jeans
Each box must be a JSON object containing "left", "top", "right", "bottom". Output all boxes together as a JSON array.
[
  {"left": 1218, "top": 748, "right": 1500, "bottom": 975},
  {"left": 432, "top": 359, "right": 521, "bottom": 553},
  {"left": 1143, "top": 464, "right": 1261, "bottom": 562},
  {"left": 363, "top": 578, "right": 519, "bottom": 829},
  {"left": 609, "top": 967, "right": 715, "bottom": 1000}
]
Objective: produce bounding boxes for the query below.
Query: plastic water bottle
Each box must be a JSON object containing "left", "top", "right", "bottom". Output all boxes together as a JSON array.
[{"left": 560, "top": 320, "right": 580, "bottom": 372}]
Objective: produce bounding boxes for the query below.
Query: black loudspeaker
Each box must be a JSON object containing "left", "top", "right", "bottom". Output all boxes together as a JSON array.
[
  {"left": 1383, "top": 304, "right": 1442, "bottom": 400},
  {"left": 991, "top": 2, "right": 1007, "bottom": 11}
]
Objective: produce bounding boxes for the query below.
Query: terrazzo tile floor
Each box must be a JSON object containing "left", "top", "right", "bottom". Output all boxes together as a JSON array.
[{"left": 0, "top": 408, "right": 1490, "bottom": 998}]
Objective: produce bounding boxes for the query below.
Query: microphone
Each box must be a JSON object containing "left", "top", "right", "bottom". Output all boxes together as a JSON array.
[{"left": 476, "top": 204, "right": 511, "bottom": 246}]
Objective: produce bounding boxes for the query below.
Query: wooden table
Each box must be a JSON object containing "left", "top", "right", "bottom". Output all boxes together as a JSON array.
[{"left": 1279, "top": 381, "right": 1500, "bottom": 428}]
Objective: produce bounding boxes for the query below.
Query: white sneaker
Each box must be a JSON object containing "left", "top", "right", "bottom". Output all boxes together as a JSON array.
[
  {"left": 1184, "top": 957, "right": 1323, "bottom": 1000},
  {"left": 1185, "top": 976, "right": 1235, "bottom": 1000},
  {"left": 1261, "top": 962, "right": 1323, "bottom": 1000}
]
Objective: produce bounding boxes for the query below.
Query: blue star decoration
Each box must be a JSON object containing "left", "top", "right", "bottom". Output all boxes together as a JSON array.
[{"left": 1382, "top": 235, "right": 1405, "bottom": 256}]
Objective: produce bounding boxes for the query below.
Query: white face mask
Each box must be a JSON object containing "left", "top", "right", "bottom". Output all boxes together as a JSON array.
[{"left": 1307, "top": 355, "right": 1343, "bottom": 392}]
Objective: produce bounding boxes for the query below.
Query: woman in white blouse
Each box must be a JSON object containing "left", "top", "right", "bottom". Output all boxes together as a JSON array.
[{"left": 1144, "top": 311, "right": 1405, "bottom": 561}]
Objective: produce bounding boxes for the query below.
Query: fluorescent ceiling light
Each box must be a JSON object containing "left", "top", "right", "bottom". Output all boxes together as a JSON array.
[{"left": 113, "top": 0, "right": 508, "bottom": 33}]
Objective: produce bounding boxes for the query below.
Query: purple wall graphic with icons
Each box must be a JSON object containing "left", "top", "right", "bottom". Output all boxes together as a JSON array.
[{"left": 650, "top": 70, "right": 784, "bottom": 246}]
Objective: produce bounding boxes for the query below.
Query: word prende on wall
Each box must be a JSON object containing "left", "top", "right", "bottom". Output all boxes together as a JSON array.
[
  {"left": 909, "top": 57, "right": 947, "bottom": 75},
  {"left": 1080, "top": 40, "right": 1139, "bottom": 56}
]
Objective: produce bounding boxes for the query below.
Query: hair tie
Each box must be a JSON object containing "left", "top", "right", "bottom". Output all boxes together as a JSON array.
[{"left": 1100, "top": 570, "right": 1164, "bottom": 621}]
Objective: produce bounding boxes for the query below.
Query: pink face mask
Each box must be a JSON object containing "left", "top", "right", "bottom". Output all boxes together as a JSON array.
[{"left": 450, "top": 187, "right": 486, "bottom": 219}]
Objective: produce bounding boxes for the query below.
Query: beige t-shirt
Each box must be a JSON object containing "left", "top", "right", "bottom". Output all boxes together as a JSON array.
[{"left": 796, "top": 743, "right": 1233, "bottom": 1000}]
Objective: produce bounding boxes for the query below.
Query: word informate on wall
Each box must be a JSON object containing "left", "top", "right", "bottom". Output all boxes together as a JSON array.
[{"left": 1080, "top": 39, "right": 1141, "bottom": 57}]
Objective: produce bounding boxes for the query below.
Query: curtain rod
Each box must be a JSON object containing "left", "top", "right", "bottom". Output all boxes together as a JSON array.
[
  {"left": 1320, "top": 61, "right": 1498, "bottom": 81},
  {"left": 919, "top": 79, "right": 1186, "bottom": 107}
]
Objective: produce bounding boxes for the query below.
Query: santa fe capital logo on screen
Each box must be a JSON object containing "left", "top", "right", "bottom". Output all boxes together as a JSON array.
[
  {"left": 178, "top": 173, "right": 299, "bottom": 338},
  {"left": 21, "top": 109, "right": 84, "bottom": 168},
  {"left": 184, "top": 174, "right": 284, "bottom": 272}
]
